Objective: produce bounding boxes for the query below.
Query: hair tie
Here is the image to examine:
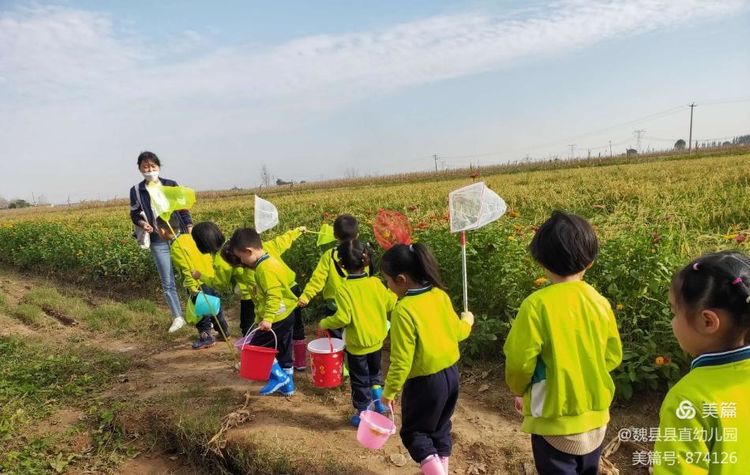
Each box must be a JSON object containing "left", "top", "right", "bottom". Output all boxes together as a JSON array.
[
  {"left": 746, "top": 296, "right": 750, "bottom": 304},
  {"left": 732, "top": 277, "right": 743, "bottom": 285},
  {"left": 692, "top": 262, "right": 700, "bottom": 271}
]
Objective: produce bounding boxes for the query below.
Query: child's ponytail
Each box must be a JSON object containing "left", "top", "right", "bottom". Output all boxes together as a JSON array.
[
  {"left": 381, "top": 243, "right": 445, "bottom": 290},
  {"left": 673, "top": 251, "right": 750, "bottom": 329},
  {"left": 337, "top": 239, "right": 370, "bottom": 273}
]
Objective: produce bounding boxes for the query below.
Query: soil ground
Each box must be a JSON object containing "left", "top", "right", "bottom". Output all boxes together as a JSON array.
[{"left": 0, "top": 267, "right": 657, "bottom": 474}]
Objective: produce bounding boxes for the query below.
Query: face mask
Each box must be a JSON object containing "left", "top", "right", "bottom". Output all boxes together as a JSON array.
[{"left": 142, "top": 171, "right": 159, "bottom": 182}]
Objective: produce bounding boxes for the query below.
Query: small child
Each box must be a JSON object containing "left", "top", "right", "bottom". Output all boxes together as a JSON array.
[
  {"left": 653, "top": 251, "right": 750, "bottom": 473},
  {"left": 318, "top": 239, "right": 396, "bottom": 426},
  {"left": 503, "top": 211, "right": 622, "bottom": 475},
  {"left": 222, "top": 227, "right": 301, "bottom": 396},
  {"left": 155, "top": 218, "right": 229, "bottom": 349},
  {"left": 191, "top": 222, "right": 252, "bottom": 338},
  {"left": 380, "top": 243, "right": 474, "bottom": 475},
  {"left": 299, "top": 214, "right": 360, "bottom": 337}
]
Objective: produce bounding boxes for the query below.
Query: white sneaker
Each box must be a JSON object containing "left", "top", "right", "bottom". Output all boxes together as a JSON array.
[{"left": 168, "top": 317, "right": 186, "bottom": 333}]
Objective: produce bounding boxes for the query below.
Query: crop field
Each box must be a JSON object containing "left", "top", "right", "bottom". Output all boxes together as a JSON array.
[{"left": 2, "top": 150, "right": 749, "bottom": 403}]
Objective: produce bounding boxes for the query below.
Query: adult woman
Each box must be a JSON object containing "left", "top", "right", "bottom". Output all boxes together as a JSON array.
[{"left": 129, "top": 151, "right": 193, "bottom": 332}]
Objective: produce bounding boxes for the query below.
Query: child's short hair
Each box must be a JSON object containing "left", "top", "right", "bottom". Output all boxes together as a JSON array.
[
  {"left": 137, "top": 151, "right": 161, "bottom": 167},
  {"left": 333, "top": 214, "right": 358, "bottom": 240},
  {"left": 672, "top": 251, "right": 750, "bottom": 329},
  {"left": 221, "top": 228, "right": 263, "bottom": 266},
  {"left": 529, "top": 211, "right": 598, "bottom": 277},
  {"left": 337, "top": 239, "right": 369, "bottom": 272},
  {"left": 192, "top": 222, "right": 225, "bottom": 254}
]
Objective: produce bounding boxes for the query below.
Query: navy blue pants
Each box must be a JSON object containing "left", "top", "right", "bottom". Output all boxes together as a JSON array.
[
  {"left": 531, "top": 435, "right": 603, "bottom": 475},
  {"left": 239, "top": 299, "right": 255, "bottom": 338},
  {"left": 249, "top": 315, "right": 294, "bottom": 370},
  {"left": 291, "top": 285, "right": 305, "bottom": 341},
  {"left": 400, "top": 364, "right": 459, "bottom": 463},
  {"left": 346, "top": 350, "right": 382, "bottom": 411}
]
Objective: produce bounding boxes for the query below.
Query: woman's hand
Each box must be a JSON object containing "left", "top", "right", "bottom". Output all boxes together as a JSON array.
[
  {"left": 139, "top": 220, "right": 154, "bottom": 233},
  {"left": 191, "top": 270, "right": 202, "bottom": 280}
]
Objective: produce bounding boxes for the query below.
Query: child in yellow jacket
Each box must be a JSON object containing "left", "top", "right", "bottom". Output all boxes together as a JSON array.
[
  {"left": 380, "top": 243, "right": 474, "bottom": 475},
  {"left": 319, "top": 239, "right": 396, "bottom": 426},
  {"left": 299, "top": 214, "right": 359, "bottom": 340},
  {"left": 222, "top": 227, "right": 304, "bottom": 396},
  {"left": 653, "top": 251, "right": 750, "bottom": 474},
  {"left": 155, "top": 218, "right": 229, "bottom": 349}
]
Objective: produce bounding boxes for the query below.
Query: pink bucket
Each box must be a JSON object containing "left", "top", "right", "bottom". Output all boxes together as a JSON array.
[{"left": 356, "top": 403, "right": 396, "bottom": 450}]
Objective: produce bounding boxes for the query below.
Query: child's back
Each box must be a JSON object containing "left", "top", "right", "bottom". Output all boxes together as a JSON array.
[{"left": 504, "top": 280, "right": 621, "bottom": 434}]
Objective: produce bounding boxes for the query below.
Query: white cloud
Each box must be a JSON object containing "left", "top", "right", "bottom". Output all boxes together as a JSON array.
[{"left": 0, "top": 0, "right": 746, "bottom": 201}]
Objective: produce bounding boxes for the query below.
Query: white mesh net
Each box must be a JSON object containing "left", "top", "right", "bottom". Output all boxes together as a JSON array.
[
  {"left": 254, "top": 195, "right": 279, "bottom": 233},
  {"left": 449, "top": 182, "right": 507, "bottom": 232}
]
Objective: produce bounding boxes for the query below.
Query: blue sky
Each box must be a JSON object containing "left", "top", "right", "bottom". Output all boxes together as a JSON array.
[{"left": 0, "top": 0, "right": 748, "bottom": 203}]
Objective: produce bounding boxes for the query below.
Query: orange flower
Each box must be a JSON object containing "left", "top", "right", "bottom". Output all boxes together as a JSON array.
[
  {"left": 616, "top": 303, "right": 624, "bottom": 311},
  {"left": 655, "top": 356, "right": 670, "bottom": 366},
  {"left": 534, "top": 277, "right": 548, "bottom": 287}
]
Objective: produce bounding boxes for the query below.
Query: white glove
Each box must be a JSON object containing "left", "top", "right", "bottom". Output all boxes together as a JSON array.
[{"left": 461, "top": 311, "right": 474, "bottom": 326}]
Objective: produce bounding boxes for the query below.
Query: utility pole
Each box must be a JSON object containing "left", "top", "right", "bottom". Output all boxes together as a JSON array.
[
  {"left": 433, "top": 154, "right": 438, "bottom": 172},
  {"left": 568, "top": 144, "right": 576, "bottom": 160},
  {"left": 633, "top": 129, "right": 646, "bottom": 153},
  {"left": 609, "top": 140, "right": 612, "bottom": 158},
  {"left": 688, "top": 103, "right": 696, "bottom": 153}
]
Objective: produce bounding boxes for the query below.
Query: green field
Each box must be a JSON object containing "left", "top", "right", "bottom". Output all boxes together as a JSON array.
[{"left": 2, "top": 150, "right": 749, "bottom": 400}]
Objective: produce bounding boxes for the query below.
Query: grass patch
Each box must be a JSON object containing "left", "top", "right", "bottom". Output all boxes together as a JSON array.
[
  {"left": 22, "top": 286, "right": 91, "bottom": 321},
  {"left": 86, "top": 301, "right": 174, "bottom": 342},
  {"left": 125, "top": 298, "right": 158, "bottom": 314},
  {"left": 0, "top": 337, "right": 132, "bottom": 473},
  {"left": 11, "top": 303, "right": 45, "bottom": 327}
]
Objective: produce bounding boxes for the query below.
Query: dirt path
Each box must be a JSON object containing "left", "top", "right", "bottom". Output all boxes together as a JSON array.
[{"left": 0, "top": 268, "right": 654, "bottom": 474}]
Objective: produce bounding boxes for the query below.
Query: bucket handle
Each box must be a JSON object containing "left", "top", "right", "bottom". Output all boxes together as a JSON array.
[
  {"left": 364, "top": 400, "right": 397, "bottom": 435},
  {"left": 316, "top": 328, "right": 334, "bottom": 353},
  {"left": 242, "top": 323, "right": 278, "bottom": 351}
]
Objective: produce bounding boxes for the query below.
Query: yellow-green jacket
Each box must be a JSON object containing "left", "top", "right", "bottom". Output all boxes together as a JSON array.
[
  {"left": 503, "top": 280, "right": 622, "bottom": 436},
  {"left": 299, "top": 247, "right": 347, "bottom": 304},
  {"left": 169, "top": 234, "right": 214, "bottom": 294},
  {"left": 319, "top": 274, "right": 397, "bottom": 355},
  {"left": 253, "top": 253, "right": 298, "bottom": 325},
  {"left": 241, "top": 229, "right": 301, "bottom": 297},
  {"left": 199, "top": 253, "right": 247, "bottom": 297},
  {"left": 653, "top": 346, "right": 750, "bottom": 474},
  {"left": 383, "top": 286, "right": 471, "bottom": 400}
]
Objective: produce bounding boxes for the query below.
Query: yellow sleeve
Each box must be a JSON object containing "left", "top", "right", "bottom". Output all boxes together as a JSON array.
[
  {"left": 265, "top": 228, "right": 302, "bottom": 256},
  {"left": 256, "top": 267, "right": 285, "bottom": 324},
  {"left": 200, "top": 255, "right": 234, "bottom": 294},
  {"left": 605, "top": 306, "right": 623, "bottom": 372},
  {"left": 300, "top": 250, "right": 331, "bottom": 304},
  {"left": 503, "top": 298, "right": 543, "bottom": 396},
  {"left": 383, "top": 306, "right": 416, "bottom": 400},
  {"left": 320, "top": 287, "right": 352, "bottom": 330},
  {"left": 170, "top": 239, "right": 201, "bottom": 294}
]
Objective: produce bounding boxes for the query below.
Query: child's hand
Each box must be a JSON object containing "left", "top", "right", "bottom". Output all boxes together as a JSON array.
[
  {"left": 381, "top": 395, "right": 394, "bottom": 413},
  {"left": 297, "top": 299, "right": 308, "bottom": 308},
  {"left": 191, "top": 270, "right": 201, "bottom": 280},
  {"left": 297, "top": 226, "right": 308, "bottom": 233},
  {"left": 460, "top": 311, "right": 474, "bottom": 326},
  {"left": 514, "top": 396, "right": 524, "bottom": 415},
  {"left": 259, "top": 320, "right": 272, "bottom": 331}
]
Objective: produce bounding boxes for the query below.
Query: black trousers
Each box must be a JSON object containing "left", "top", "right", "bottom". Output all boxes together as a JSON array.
[
  {"left": 400, "top": 364, "right": 459, "bottom": 463},
  {"left": 346, "top": 350, "right": 382, "bottom": 411},
  {"left": 531, "top": 435, "right": 603, "bottom": 475},
  {"left": 248, "top": 315, "right": 294, "bottom": 370},
  {"left": 291, "top": 285, "right": 305, "bottom": 340}
]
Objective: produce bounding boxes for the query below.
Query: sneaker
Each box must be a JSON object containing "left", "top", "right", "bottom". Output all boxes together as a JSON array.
[
  {"left": 192, "top": 332, "right": 215, "bottom": 349},
  {"left": 168, "top": 317, "right": 186, "bottom": 333},
  {"left": 350, "top": 412, "right": 362, "bottom": 427}
]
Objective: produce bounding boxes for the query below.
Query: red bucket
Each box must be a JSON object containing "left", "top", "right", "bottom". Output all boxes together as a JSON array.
[
  {"left": 293, "top": 339, "right": 307, "bottom": 369},
  {"left": 239, "top": 328, "right": 278, "bottom": 382},
  {"left": 307, "top": 331, "right": 345, "bottom": 388}
]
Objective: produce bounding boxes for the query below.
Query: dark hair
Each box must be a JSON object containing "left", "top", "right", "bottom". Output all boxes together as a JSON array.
[
  {"left": 334, "top": 214, "right": 358, "bottom": 240},
  {"left": 672, "top": 251, "right": 750, "bottom": 330},
  {"left": 529, "top": 211, "right": 598, "bottom": 277},
  {"left": 192, "top": 222, "right": 225, "bottom": 254},
  {"left": 221, "top": 228, "right": 262, "bottom": 266},
  {"left": 381, "top": 243, "right": 444, "bottom": 289},
  {"left": 337, "top": 239, "right": 370, "bottom": 273},
  {"left": 137, "top": 151, "right": 161, "bottom": 167}
]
